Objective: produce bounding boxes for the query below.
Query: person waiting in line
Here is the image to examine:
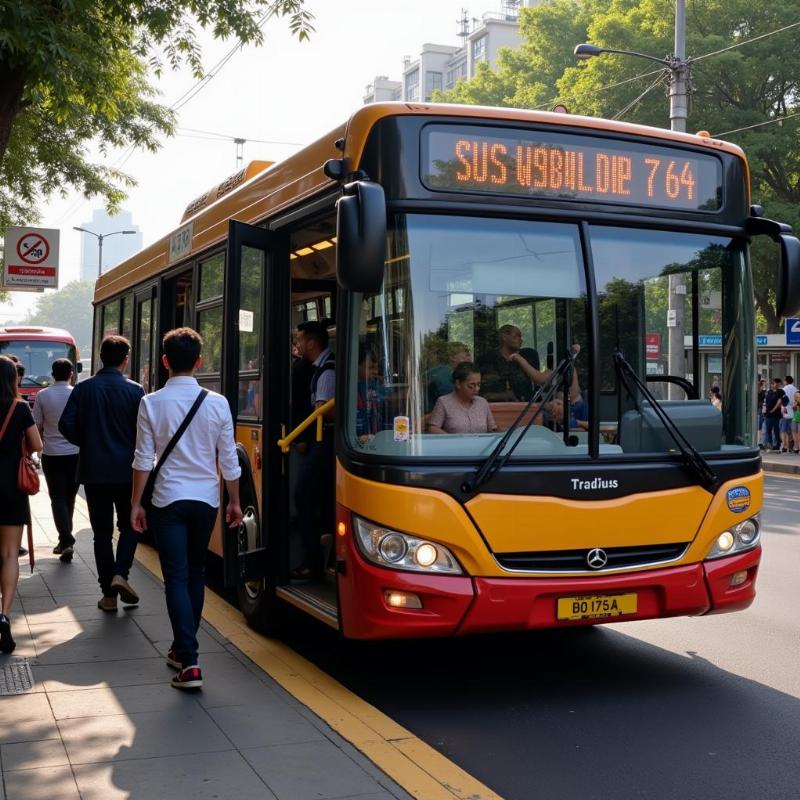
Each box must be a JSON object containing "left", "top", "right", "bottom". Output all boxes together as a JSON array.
[
  {"left": 779, "top": 392, "right": 793, "bottom": 454},
  {"left": 782, "top": 376, "right": 797, "bottom": 452},
  {"left": 427, "top": 362, "right": 497, "bottom": 435},
  {"left": 59, "top": 335, "right": 145, "bottom": 612},
  {"left": 131, "top": 327, "right": 242, "bottom": 690},
  {"left": 709, "top": 386, "right": 723, "bottom": 411},
  {"left": 356, "top": 345, "right": 384, "bottom": 439},
  {"left": 426, "top": 341, "right": 472, "bottom": 409},
  {"left": 32, "top": 359, "right": 80, "bottom": 562},
  {"left": 292, "top": 320, "right": 335, "bottom": 581},
  {"left": 477, "top": 325, "right": 541, "bottom": 402},
  {"left": 762, "top": 377, "right": 784, "bottom": 452},
  {"left": 757, "top": 378, "right": 767, "bottom": 450},
  {"left": 791, "top": 390, "right": 800, "bottom": 454},
  {"left": 0, "top": 356, "right": 43, "bottom": 653}
]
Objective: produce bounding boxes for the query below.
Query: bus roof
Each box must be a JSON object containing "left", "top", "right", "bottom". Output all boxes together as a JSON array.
[
  {"left": 0, "top": 326, "right": 77, "bottom": 344},
  {"left": 95, "top": 102, "right": 747, "bottom": 304}
]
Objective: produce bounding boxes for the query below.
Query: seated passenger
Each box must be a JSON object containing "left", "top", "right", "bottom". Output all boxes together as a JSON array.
[
  {"left": 426, "top": 342, "right": 471, "bottom": 409},
  {"left": 427, "top": 362, "right": 498, "bottom": 434},
  {"left": 356, "top": 346, "right": 384, "bottom": 439},
  {"left": 545, "top": 392, "right": 589, "bottom": 432},
  {"left": 477, "top": 325, "right": 541, "bottom": 401}
]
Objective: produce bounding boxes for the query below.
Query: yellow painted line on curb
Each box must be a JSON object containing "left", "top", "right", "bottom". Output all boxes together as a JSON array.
[{"left": 73, "top": 495, "right": 501, "bottom": 800}]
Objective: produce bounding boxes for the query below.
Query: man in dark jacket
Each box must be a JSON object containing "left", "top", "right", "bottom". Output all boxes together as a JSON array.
[{"left": 60, "top": 335, "right": 145, "bottom": 611}]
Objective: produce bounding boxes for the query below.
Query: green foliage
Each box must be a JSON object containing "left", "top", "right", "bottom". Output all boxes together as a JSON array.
[
  {"left": 24, "top": 280, "right": 95, "bottom": 353},
  {"left": 436, "top": 0, "right": 800, "bottom": 331},
  {"left": 0, "top": 0, "right": 313, "bottom": 232}
]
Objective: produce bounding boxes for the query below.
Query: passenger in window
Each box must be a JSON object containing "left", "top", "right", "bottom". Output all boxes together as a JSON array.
[
  {"left": 426, "top": 342, "right": 471, "bottom": 409},
  {"left": 427, "top": 363, "right": 497, "bottom": 435},
  {"left": 356, "top": 346, "right": 384, "bottom": 439},
  {"left": 508, "top": 342, "right": 582, "bottom": 404},
  {"left": 544, "top": 392, "right": 589, "bottom": 432},
  {"left": 709, "top": 386, "right": 723, "bottom": 411},
  {"left": 477, "top": 325, "right": 542, "bottom": 401}
]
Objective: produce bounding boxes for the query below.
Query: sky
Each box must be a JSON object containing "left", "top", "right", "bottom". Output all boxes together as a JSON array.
[{"left": 0, "top": 0, "right": 492, "bottom": 322}]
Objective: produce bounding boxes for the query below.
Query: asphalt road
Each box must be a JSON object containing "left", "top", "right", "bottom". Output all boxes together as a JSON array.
[{"left": 280, "top": 474, "right": 800, "bottom": 800}]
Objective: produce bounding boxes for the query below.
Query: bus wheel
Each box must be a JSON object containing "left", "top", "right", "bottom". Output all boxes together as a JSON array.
[{"left": 235, "top": 506, "right": 287, "bottom": 635}]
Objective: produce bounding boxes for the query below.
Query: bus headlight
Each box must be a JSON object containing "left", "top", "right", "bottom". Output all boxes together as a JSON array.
[
  {"left": 705, "top": 514, "right": 761, "bottom": 560},
  {"left": 353, "top": 515, "right": 463, "bottom": 575}
]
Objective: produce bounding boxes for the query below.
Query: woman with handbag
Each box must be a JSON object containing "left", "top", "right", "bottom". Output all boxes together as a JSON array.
[{"left": 0, "top": 356, "right": 43, "bottom": 653}]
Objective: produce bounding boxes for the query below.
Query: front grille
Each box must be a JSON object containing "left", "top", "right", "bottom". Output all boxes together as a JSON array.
[{"left": 495, "top": 542, "right": 688, "bottom": 573}]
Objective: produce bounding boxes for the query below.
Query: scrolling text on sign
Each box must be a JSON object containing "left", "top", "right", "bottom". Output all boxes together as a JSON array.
[
  {"left": 453, "top": 140, "right": 695, "bottom": 202},
  {"left": 423, "top": 126, "right": 723, "bottom": 210}
]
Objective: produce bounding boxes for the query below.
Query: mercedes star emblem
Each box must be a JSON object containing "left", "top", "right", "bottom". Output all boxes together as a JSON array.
[{"left": 586, "top": 548, "right": 608, "bottom": 569}]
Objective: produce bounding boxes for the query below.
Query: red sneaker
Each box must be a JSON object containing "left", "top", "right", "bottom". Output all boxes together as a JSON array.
[
  {"left": 171, "top": 666, "right": 203, "bottom": 690},
  {"left": 166, "top": 648, "right": 181, "bottom": 670}
]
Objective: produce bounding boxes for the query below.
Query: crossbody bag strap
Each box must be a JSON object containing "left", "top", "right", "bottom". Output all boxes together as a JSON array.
[
  {"left": 0, "top": 400, "right": 18, "bottom": 443},
  {"left": 147, "top": 389, "right": 208, "bottom": 490}
]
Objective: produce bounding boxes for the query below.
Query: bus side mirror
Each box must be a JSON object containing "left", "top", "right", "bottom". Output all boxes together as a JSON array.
[
  {"left": 776, "top": 234, "right": 800, "bottom": 319},
  {"left": 336, "top": 180, "right": 386, "bottom": 293},
  {"left": 747, "top": 216, "right": 800, "bottom": 319}
]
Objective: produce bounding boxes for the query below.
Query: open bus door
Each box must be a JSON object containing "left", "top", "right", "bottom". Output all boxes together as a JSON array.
[{"left": 222, "top": 220, "right": 290, "bottom": 632}]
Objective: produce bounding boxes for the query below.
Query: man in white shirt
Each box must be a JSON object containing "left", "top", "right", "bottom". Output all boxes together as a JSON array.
[
  {"left": 32, "top": 359, "right": 80, "bottom": 562},
  {"left": 130, "top": 327, "right": 242, "bottom": 690}
]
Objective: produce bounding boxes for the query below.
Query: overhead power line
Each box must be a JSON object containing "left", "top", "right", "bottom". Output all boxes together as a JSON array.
[
  {"left": 714, "top": 111, "right": 800, "bottom": 138},
  {"left": 691, "top": 20, "right": 800, "bottom": 63}
]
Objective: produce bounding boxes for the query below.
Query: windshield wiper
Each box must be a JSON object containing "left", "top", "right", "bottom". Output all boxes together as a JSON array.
[
  {"left": 613, "top": 351, "right": 718, "bottom": 494},
  {"left": 462, "top": 347, "right": 579, "bottom": 495}
]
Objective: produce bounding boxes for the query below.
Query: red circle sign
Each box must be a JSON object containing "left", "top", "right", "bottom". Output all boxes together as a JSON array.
[{"left": 16, "top": 234, "right": 50, "bottom": 265}]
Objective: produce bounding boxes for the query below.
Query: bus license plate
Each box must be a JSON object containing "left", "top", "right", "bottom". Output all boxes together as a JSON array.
[{"left": 557, "top": 593, "right": 637, "bottom": 621}]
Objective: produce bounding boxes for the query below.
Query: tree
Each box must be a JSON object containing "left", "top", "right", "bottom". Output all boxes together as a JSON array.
[
  {"left": 0, "top": 0, "right": 313, "bottom": 232},
  {"left": 436, "top": 0, "right": 800, "bottom": 331},
  {"left": 24, "top": 280, "right": 96, "bottom": 353}
]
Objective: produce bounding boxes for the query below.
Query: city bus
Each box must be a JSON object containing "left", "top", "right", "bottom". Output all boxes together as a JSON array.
[
  {"left": 0, "top": 326, "right": 82, "bottom": 406},
  {"left": 94, "top": 103, "right": 800, "bottom": 639}
]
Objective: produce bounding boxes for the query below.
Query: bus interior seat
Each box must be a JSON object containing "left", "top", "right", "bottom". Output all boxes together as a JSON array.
[
  {"left": 489, "top": 402, "right": 546, "bottom": 432},
  {"left": 618, "top": 400, "right": 722, "bottom": 453}
]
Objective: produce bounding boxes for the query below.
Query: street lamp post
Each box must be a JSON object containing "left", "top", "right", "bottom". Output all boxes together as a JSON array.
[
  {"left": 575, "top": 0, "right": 690, "bottom": 396},
  {"left": 73, "top": 227, "right": 136, "bottom": 278}
]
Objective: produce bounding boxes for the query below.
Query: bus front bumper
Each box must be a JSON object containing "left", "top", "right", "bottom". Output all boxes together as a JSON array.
[{"left": 338, "top": 542, "right": 760, "bottom": 639}]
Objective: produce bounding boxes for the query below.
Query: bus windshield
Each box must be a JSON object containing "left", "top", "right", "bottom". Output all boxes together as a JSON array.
[
  {"left": 345, "top": 215, "right": 754, "bottom": 461},
  {"left": 0, "top": 340, "right": 75, "bottom": 387}
]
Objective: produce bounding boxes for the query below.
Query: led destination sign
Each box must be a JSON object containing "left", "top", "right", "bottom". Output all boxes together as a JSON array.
[{"left": 423, "top": 126, "right": 723, "bottom": 211}]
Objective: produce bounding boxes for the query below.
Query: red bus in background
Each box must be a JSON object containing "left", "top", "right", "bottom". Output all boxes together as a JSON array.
[{"left": 0, "top": 326, "right": 81, "bottom": 406}]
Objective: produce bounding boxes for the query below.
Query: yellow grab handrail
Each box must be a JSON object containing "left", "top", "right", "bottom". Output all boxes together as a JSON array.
[{"left": 276, "top": 399, "right": 335, "bottom": 453}]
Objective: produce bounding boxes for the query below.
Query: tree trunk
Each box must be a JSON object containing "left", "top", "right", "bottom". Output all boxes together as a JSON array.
[
  {"left": 755, "top": 291, "right": 781, "bottom": 333},
  {"left": 0, "top": 59, "right": 28, "bottom": 165}
]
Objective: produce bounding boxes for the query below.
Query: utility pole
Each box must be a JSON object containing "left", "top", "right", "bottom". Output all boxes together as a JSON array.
[
  {"left": 575, "top": 0, "right": 692, "bottom": 397},
  {"left": 667, "top": 0, "right": 688, "bottom": 397}
]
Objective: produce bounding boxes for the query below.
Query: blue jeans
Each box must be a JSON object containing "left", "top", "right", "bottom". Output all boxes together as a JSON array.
[
  {"left": 150, "top": 500, "right": 217, "bottom": 668},
  {"left": 84, "top": 483, "right": 138, "bottom": 597},
  {"left": 764, "top": 416, "right": 781, "bottom": 449}
]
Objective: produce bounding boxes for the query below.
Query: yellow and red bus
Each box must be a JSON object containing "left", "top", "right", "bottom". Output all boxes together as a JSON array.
[
  {"left": 0, "top": 326, "right": 81, "bottom": 406},
  {"left": 94, "top": 103, "right": 800, "bottom": 638}
]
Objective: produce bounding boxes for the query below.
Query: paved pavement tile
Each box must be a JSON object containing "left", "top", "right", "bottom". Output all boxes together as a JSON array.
[
  {"left": 0, "top": 738, "right": 70, "bottom": 771},
  {"left": 190, "top": 650, "right": 281, "bottom": 709},
  {"left": 73, "top": 751, "right": 279, "bottom": 800},
  {"left": 207, "top": 697, "right": 327, "bottom": 749},
  {"left": 35, "top": 656, "right": 174, "bottom": 692},
  {"left": 26, "top": 616, "right": 143, "bottom": 645},
  {"left": 48, "top": 683, "right": 196, "bottom": 720},
  {"left": 3, "top": 764, "right": 80, "bottom": 800},
  {"left": 58, "top": 707, "right": 234, "bottom": 764},
  {"left": 34, "top": 630, "right": 159, "bottom": 665},
  {"left": 242, "top": 740, "right": 389, "bottom": 800}
]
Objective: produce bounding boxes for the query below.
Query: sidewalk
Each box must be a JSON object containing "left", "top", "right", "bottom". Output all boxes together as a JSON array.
[
  {"left": 0, "top": 490, "right": 413, "bottom": 800},
  {"left": 761, "top": 448, "right": 800, "bottom": 476}
]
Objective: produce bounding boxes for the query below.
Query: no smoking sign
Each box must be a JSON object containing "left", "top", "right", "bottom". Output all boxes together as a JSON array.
[{"left": 3, "top": 226, "right": 60, "bottom": 289}]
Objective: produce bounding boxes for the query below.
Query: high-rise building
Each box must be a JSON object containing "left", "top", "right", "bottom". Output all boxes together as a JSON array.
[
  {"left": 363, "top": 1, "right": 544, "bottom": 105},
  {"left": 77, "top": 209, "right": 143, "bottom": 282}
]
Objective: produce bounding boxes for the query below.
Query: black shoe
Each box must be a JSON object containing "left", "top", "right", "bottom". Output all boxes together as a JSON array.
[
  {"left": 59, "top": 546, "right": 74, "bottom": 563},
  {"left": 0, "top": 614, "right": 16, "bottom": 654},
  {"left": 18, "top": 547, "right": 27, "bottom": 557}
]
